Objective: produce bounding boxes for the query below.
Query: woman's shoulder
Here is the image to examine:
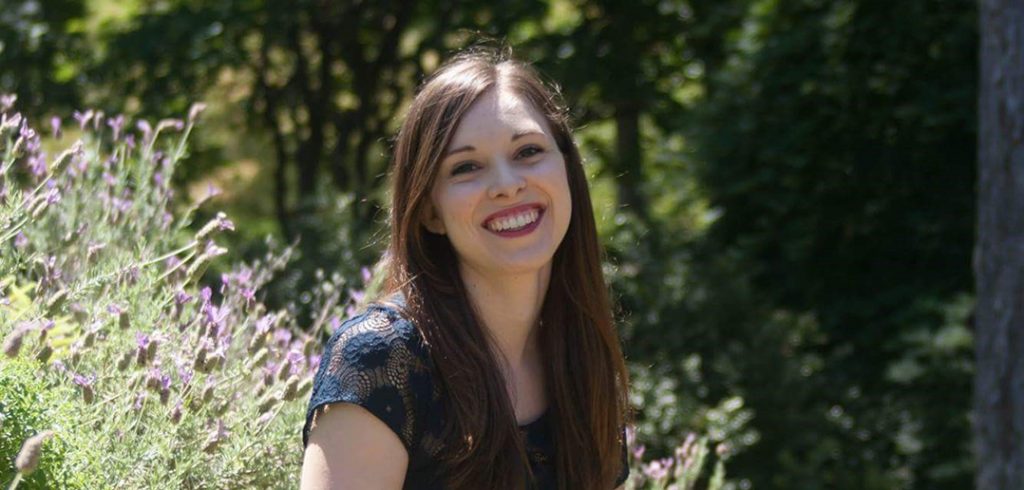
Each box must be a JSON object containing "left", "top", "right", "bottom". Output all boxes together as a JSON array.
[
  {"left": 304, "top": 295, "right": 439, "bottom": 449},
  {"left": 321, "top": 297, "right": 433, "bottom": 380},
  {"left": 331, "top": 298, "right": 421, "bottom": 346}
]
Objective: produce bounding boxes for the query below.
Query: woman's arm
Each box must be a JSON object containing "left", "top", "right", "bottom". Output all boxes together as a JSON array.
[{"left": 301, "top": 402, "right": 409, "bottom": 489}]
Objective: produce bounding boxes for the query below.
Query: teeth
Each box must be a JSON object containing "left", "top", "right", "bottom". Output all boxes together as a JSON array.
[{"left": 488, "top": 209, "right": 539, "bottom": 232}]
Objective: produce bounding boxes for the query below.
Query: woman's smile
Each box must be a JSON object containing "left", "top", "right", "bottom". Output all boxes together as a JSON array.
[{"left": 482, "top": 203, "right": 545, "bottom": 237}]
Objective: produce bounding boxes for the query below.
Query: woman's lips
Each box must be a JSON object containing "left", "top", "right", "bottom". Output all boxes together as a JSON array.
[
  {"left": 486, "top": 209, "right": 544, "bottom": 237},
  {"left": 483, "top": 202, "right": 548, "bottom": 227},
  {"left": 482, "top": 204, "right": 545, "bottom": 237}
]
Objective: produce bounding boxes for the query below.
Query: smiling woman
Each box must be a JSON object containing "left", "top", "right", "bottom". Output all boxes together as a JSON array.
[{"left": 301, "top": 46, "right": 631, "bottom": 490}]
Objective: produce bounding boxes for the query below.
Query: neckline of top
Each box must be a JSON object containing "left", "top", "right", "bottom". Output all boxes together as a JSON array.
[{"left": 375, "top": 295, "right": 547, "bottom": 430}]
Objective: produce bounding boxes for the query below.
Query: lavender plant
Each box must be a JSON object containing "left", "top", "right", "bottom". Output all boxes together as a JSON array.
[
  {"left": 0, "top": 96, "right": 350, "bottom": 488},
  {"left": 624, "top": 425, "right": 730, "bottom": 490}
]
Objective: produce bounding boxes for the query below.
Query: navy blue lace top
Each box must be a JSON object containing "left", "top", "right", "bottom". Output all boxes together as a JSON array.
[{"left": 303, "top": 301, "right": 630, "bottom": 489}]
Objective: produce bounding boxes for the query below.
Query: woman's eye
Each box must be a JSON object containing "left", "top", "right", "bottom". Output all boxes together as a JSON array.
[
  {"left": 517, "top": 145, "right": 543, "bottom": 159},
  {"left": 451, "top": 162, "right": 478, "bottom": 176}
]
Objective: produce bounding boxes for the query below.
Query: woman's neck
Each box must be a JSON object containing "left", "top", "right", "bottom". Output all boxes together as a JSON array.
[{"left": 458, "top": 261, "right": 551, "bottom": 374}]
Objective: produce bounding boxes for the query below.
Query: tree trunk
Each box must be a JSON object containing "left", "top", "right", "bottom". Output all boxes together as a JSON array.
[
  {"left": 975, "top": 0, "right": 1024, "bottom": 488},
  {"left": 614, "top": 103, "right": 649, "bottom": 223}
]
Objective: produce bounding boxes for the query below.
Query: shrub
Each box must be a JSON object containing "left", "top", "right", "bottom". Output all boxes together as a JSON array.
[
  {"left": 0, "top": 97, "right": 344, "bottom": 488},
  {"left": 0, "top": 357, "right": 92, "bottom": 489}
]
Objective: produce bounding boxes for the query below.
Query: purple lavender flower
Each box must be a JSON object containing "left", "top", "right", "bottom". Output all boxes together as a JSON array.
[
  {"left": 308, "top": 354, "right": 322, "bottom": 374},
  {"left": 217, "top": 215, "right": 235, "bottom": 232},
  {"left": 136, "top": 119, "right": 152, "bottom": 142},
  {"left": 73, "top": 373, "right": 96, "bottom": 404},
  {"left": 202, "top": 240, "right": 227, "bottom": 259},
  {"left": 642, "top": 458, "right": 672, "bottom": 481},
  {"left": 112, "top": 196, "right": 132, "bottom": 214},
  {"left": 329, "top": 316, "right": 342, "bottom": 333},
  {"left": 287, "top": 349, "right": 305, "bottom": 371},
  {"left": 13, "top": 232, "right": 27, "bottom": 249},
  {"left": 146, "top": 367, "right": 169, "bottom": 392},
  {"left": 632, "top": 443, "right": 646, "bottom": 461},
  {"left": 240, "top": 287, "right": 256, "bottom": 308},
  {"left": 19, "top": 123, "right": 36, "bottom": 140},
  {"left": 203, "top": 303, "right": 226, "bottom": 333},
  {"left": 2, "top": 113, "right": 22, "bottom": 132},
  {"left": 0, "top": 94, "right": 16, "bottom": 112},
  {"left": 73, "top": 110, "right": 93, "bottom": 130},
  {"left": 273, "top": 328, "right": 292, "bottom": 346},
  {"left": 107, "top": 115, "right": 125, "bottom": 141},
  {"left": 50, "top": 116, "right": 62, "bottom": 139},
  {"left": 26, "top": 153, "right": 46, "bottom": 177},
  {"left": 136, "top": 332, "right": 151, "bottom": 349},
  {"left": 175, "top": 289, "right": 194, "bottom": 305},
  {"left": 124, "top": 134, "right": 135, "bottom": 150},
  {"left": 206, "top": 183, "right": 221, "bottom": 200},
  {"left": 133, "top": 392, "right": 146, "bottom": 411},
  {"left": 361, "top": 266, "right": 372, "bottom": 284},
  {"left": 44, "top": 187, "right": 61, "bottom": 205},
  {"left": 255, "top": 314, "right": 275, "bottom": 336}
]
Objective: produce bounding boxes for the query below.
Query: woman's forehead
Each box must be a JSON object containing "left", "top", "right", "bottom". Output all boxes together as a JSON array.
[{"left": 448, "top": 88, "right": 551, "bottom": 146}]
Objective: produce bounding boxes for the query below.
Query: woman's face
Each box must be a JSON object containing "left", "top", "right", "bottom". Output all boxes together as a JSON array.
[{"left": 424, "top": 87, "right": 572, "bottom": 277}]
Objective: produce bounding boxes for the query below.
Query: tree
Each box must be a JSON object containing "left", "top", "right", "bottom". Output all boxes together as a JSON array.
[
  {"left": 974, "top": 0, "right": 1024, "bottom": 487},
  {"left": 521, "top": 0, "right": 695, "bottom": 226},
  {"left": 693, "top": 0, "right": 977, "bottom": 487},
  {"left": 0, "top": 0, "right": 85, "bottom": 112},
  {"left": 94, "top": 0, "right": 548, "bottom": 240}
]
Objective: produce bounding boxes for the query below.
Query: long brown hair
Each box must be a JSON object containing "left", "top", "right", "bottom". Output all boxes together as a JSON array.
[{"left": 381, "top": 45, "right": 630, "bottom": 490}]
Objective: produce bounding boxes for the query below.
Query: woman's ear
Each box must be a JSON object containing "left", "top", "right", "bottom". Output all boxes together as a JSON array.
[{"left": 421, "top": 204, "right": 446, "bottom": 235}]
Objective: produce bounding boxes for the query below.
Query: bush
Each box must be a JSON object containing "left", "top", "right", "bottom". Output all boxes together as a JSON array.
[
  {"left": 0, "top": 357, "right": 92, "bottom": 489},
  {"left": 0, "top": 98, "right": 348, "bottom": 488}
]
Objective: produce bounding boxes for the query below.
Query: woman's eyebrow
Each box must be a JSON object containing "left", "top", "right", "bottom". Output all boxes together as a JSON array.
[{"left": 444, "top": 130, "right": 544, "bottom": 158}]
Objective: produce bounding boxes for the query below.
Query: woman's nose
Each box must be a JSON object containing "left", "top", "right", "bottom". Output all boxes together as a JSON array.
[{"left": 487, "top": 159, "right": 526, "bottom": 199}]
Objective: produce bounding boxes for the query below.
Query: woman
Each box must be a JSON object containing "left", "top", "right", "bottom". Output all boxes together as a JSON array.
[{"left": 301, "top": 46, "right": 631, "bottom": 490}]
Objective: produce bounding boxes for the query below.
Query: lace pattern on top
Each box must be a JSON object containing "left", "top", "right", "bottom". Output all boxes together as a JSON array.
[{"left": 303, "top": 304, "right": 440, "bottom": 455}]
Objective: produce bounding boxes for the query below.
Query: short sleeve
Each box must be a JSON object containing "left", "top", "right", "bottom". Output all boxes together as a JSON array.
[
  {"left": 614, "top": 426, "right": 630, "bottom": 487},
  {"left": 302, "top": 305, "right": 434, "bottom": 452}
]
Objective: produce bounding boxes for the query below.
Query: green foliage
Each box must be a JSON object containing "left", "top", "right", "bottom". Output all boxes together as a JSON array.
[
  {"left": 0, "top": 357, "right": 92, "bottom": 489},
  {"left": 0, "top": 0, "right": 85, "bottom": 112},
  {"left": 689, "top": 0, "right": 977, "bottom": 487}
]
